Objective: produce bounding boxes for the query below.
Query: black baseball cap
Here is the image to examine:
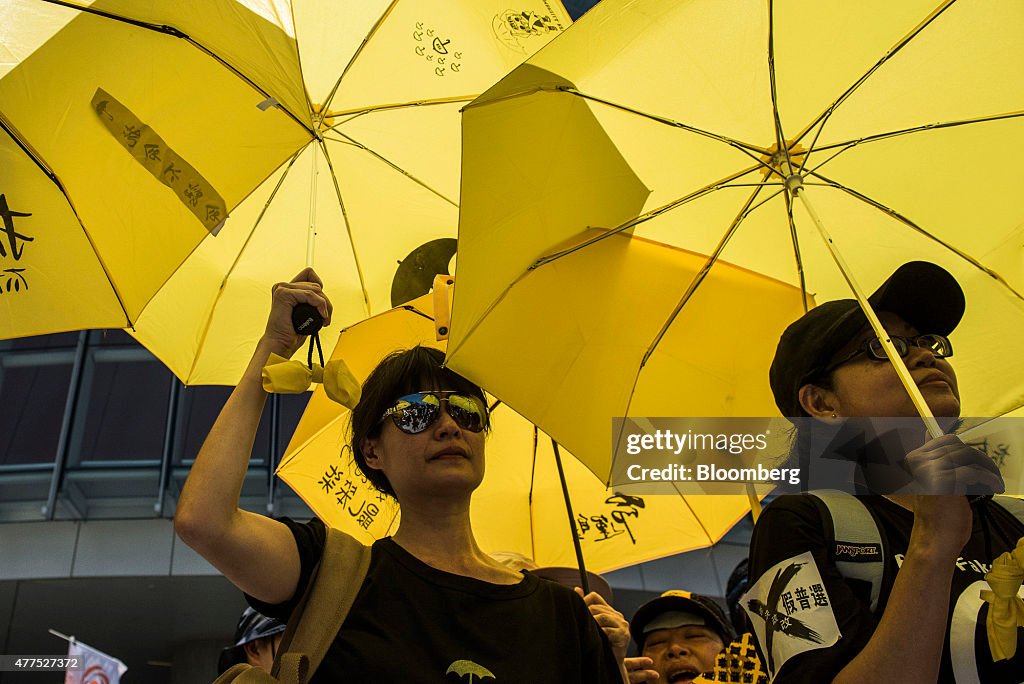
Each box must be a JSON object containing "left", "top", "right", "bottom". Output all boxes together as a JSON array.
[
  {"left": 769, "top": 261, "right": 965, "bottom": 419},
  {"left": 217, "top": 607, "right": 287, "bottom": 674},
  {"left": 630, "top": 590, "right": 736, "bottom": 649}
]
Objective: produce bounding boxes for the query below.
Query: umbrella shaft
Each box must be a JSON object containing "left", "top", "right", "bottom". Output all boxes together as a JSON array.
[
  {"left": 307, "top": 147, "right": 319, "bottom": 267},
  {"left": 794, "top": 187, "right": 942, "bottom": 439},
  {"left": 551, "top": 439, "right": 591, "bottom": 596}
]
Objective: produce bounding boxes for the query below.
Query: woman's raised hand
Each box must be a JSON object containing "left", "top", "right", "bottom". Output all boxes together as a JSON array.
[{"left": 262, "top": 268, "right": 333, "bottom": 358}]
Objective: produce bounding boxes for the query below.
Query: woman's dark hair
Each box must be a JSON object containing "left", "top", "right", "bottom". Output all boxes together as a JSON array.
[{"left": 349, "top": 346, "right": 488, "bottom": 499}]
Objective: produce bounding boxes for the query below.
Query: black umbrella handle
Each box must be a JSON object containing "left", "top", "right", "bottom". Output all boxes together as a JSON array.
[
  {"left": 552, "top": 438, "right": 591, "bottom": 596},
  {"left": 291, "top": 303, "right": 325, "bottom": 370}
]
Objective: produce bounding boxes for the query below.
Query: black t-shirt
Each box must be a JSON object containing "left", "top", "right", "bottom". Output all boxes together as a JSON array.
[
  {"left": 248, "top": 518, "right": 622, "bottom": 683},
  {"left": 745, "top": 495, "right": 1024, "bottom": 683}
]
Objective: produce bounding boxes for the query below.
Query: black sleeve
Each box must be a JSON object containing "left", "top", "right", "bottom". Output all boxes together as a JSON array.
[
  {"left": 244, "top": 517, "right": 326, "bottom": 622},
  {"left": 571, "top": 590, "right": 624, "bottom": 684},
  {"left": 746, "top": 495, "right": 879, "bottom": 683}
]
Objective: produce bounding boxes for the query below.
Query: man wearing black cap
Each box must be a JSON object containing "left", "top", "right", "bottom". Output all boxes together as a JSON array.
[
  {"left": 217, "top": 607, "right": 287, "bottom": 675},
  {"left": 744, "top": 262, "right": 1023, "bottom": 683},
  {"left": 625, "top": 590, "right": 735, "bottom": 683}
]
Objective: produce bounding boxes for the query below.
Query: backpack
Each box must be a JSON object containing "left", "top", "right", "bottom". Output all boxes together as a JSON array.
[
  {"left": 214, "top": 528, "right": 372, "bottom": 684},
  {"left": 806, "top": 492, "right": 1024, "bottom": 614}
]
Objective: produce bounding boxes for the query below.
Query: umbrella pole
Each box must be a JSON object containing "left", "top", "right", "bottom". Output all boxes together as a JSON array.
[
  {"left": 790, "top": 180, "right": 943, "bottom": 439},
  {"left": 551, "top": 439, "right": 591, "bottom": 596},
  {"left": 306, "top": 145, "right": 319, "bottom": 267}
]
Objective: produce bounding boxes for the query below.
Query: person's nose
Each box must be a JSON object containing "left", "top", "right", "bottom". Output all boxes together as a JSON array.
[
  {"left": 432, "top": 400, "right": 462, "bottom": 439},
  {"left": 666, "top": 640, "right": 690, "bottom": 658},
  {"left": 906, "top": 341, "right": 938, "bottom": 368}
]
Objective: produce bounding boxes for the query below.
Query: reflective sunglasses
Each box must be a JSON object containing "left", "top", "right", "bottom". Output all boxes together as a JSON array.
[
  {"left": 822, "top": 333, "right": 953, "bottom": 375},
  {"left": 379, "top": 391, "right": 488, "bottom": 434}
]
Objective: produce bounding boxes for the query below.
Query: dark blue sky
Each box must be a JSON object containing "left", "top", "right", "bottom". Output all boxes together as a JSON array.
[{"left": 564, "top": 0, "right": 602, "bottom": 21}]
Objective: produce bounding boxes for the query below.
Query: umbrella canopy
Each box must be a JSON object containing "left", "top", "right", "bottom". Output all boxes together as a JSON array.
[
  {"left": 1, "top": 0, "right": 306, "bottom": 337},
  {"left": 447, "top": 0, "right": 1024, "bottom": 478},
  {"left": 278, "top": 288, "right": 759, "bottom": 572},
  {"left": 3, "top": 0, "right": 571, "bottom": 383}
]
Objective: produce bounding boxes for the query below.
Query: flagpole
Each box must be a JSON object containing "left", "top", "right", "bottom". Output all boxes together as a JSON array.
[{"left": 48, "top": 628, "right": 75, "bottom": 644}]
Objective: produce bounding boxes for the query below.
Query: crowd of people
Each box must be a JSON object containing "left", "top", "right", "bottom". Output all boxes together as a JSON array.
[{"left": 179, "top": 261, "right": 1023, "bottom": 683}]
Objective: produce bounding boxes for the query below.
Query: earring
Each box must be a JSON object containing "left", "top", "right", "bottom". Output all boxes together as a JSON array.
[{"left": 831, "top": 413, "right": 837, "bottom": 418}]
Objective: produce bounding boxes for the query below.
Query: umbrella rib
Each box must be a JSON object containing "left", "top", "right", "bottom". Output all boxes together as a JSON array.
[
  {"left": 795, "top": 0, "right": 958, "bottom": 172},
  {"left": 531, "top": 164, "right": 769, "bottom": 270},
  {"left": 801, "top": 111, "right": 1024, "bottom": 177},
  {"left": 639, "top": 184, "right": 770, "bottom": 369},
  {"left": 185, "top": 147, "right": 307, "bottom": 381},
  {"left": 766, "top": 0, "right": 792, "bottom": 167},
  {"left": 322, "top": 0, "right": 401, "bottom": 112},
  {"left": 808, "top": 170, "right": 1024, "bottom": 303},
  {"left": 0, "top": 112, "right": 134, "bottom": 329},
  {"left": 286, "top": 0, "right": 317, "bottom": 125},
  {"left": 670, "top": 481, "right": 716, "bottom": 546},
  {"left": 565, "top": 88, "right": 769, "bottom": 160},
  {"left": 38, "top": 0, "right": 315, "bottom": 135},
  {"left": 327, "top": 130, "right": 459, "bottom": 208},
  {"left": 0, "top": 110, "right": 59, "bottom": 189},
  {"left": 317, "top": 138, "right": 373, "bottom": 317},
  {"left": 324, "top": 95, "right": 479, "bottom": 124}
]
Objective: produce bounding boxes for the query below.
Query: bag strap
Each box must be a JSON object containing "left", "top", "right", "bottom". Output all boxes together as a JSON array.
[
  {"left": 270, "top": 528, "right": 372, "bottom": 682},
  {"left": 807, "top": 490, "right": 886, "bottom": 614}
]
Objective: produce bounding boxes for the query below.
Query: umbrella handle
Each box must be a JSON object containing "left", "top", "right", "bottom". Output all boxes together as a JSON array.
[
  {"left": 793, "top": 185, "right": 943, "bottom": 439},
  {"left": 432, "top": 275, "right": 455, "bottom": 339},
  {"left": 551, "top": 438, "right": 592, "bottom": 596}
]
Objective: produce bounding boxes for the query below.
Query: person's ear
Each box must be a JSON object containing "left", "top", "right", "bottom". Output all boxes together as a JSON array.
[
  {"left": 798, "top": 383, "right": 839, "bottom": 418},
  {"left": 361, "top": 438, "right": 382, "bottom": 470},
  {"left": 242, "top": 640, "right": 262, "bottom": 667}
]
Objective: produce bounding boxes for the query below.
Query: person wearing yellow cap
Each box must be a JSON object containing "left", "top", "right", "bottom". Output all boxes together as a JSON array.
[{"left": 624, "top": 590, "right": 735, "bottom": 683}]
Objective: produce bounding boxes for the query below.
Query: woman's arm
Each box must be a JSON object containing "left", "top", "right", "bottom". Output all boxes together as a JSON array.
[{"left": 174, "top": 269, "right": 332, "bottom": 605}]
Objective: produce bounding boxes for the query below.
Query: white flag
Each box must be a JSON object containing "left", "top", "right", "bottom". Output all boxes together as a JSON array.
[{"left": 64, "top": 639, "right": 127, "bottom": 684}]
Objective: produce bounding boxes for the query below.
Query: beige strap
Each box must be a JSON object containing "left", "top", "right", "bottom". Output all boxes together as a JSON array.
[{"left": 288, "top": 529, "right": 372, "bottom": 676}]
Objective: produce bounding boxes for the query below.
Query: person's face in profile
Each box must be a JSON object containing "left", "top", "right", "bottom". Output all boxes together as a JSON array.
[
  {"left": 806, "top": 312, "right": 960, "bottom": 419},
  {"left": 642, "top": 624, "right": 725, "bottom": 682}
]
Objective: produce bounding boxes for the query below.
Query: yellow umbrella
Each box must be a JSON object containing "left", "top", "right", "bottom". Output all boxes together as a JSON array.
[
  {"left": 2, "top": 1, "right": 570, "bottom": 375},
  {"left": 447, "top": 0, "right": 1024, "bottom": 479},
  {"left": 0, "top": 1, "right": 306, "bottom": 337},
  {"left": 277, "top": 287, "right": 758, "bottom": 572},
  {"left": 102, "top": 0, "right": 570, "bottom": 385}
]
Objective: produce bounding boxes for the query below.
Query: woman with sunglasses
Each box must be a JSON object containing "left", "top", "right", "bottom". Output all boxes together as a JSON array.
[
  {"left": 743, "top": 262, "right": 1021, "bottom": 684},
  {"left": 175, "top": 269, "right": 628, "bottom": 683}
]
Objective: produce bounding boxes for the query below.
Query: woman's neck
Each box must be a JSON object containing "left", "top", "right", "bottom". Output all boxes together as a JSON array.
[{"left": 391, "top": 497, "right": 522, "bottom": 584}]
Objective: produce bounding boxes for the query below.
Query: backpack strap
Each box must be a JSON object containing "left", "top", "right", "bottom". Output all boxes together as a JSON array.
[
  {"left": 270, "top": 528, "right": 372, "bottom": 683},
  {"left": 992, "top": 495, "right": 1024, "bottom": 527},
  {"left": 806, "top": 491, "right": 886, "bottom": 614}
]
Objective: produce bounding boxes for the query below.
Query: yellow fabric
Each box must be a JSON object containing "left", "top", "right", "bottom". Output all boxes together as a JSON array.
[
  {"left": 262, "top": 353, "right": 361, "bottom": 410},
  {"left": 449, "top": 0, "right": 1024, "bottom": 492},
  {"left": 981, "top": 538, "right": 1024, "bottom": 662},
  {"left": 277, "top": 290, "right": 758, "bottom": 572},
  {"left": 2, "top": 1, "right": 571, "bottom": 378},
  {"left": 0, "top": 1, "right": 305, "bottom": 337}
]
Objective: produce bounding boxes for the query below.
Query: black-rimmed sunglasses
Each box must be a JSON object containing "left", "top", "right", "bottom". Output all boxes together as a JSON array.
[{"left": 821, "top": 333, "right": 953, "bottom": 375}]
